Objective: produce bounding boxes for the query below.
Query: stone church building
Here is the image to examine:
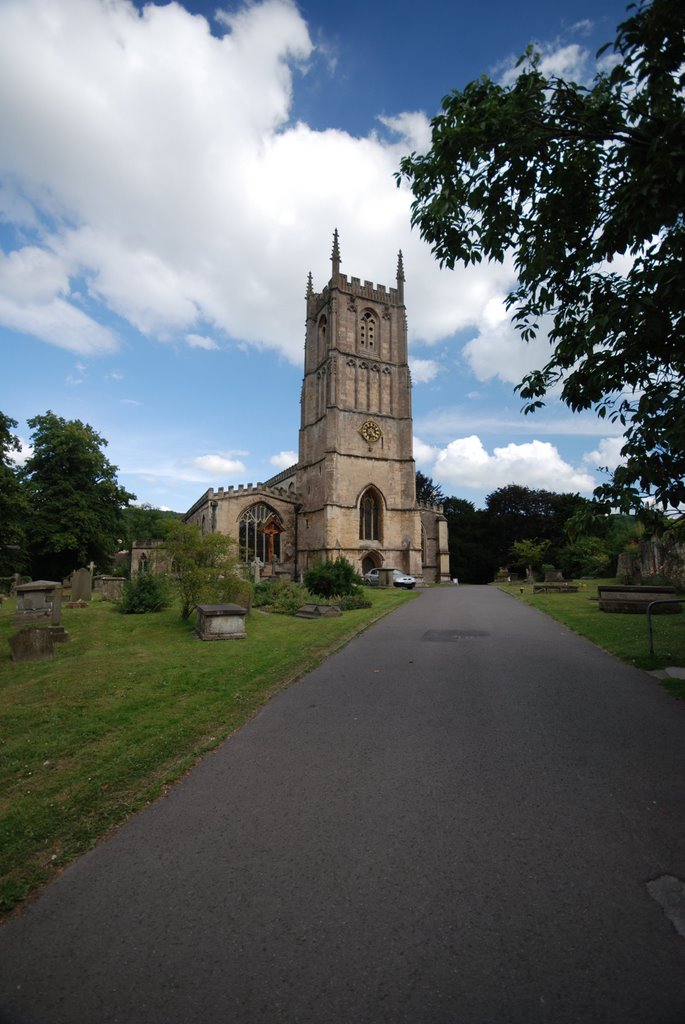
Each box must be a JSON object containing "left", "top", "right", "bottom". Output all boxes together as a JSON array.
[{"left": 182, "top": 232, "right": 450, "bottom": 585}]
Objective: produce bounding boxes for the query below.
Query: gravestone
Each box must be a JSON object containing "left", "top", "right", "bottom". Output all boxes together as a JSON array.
[
  {"left": 9, "top": 627, "right": 54, "bottom": 662},
  {"left": 95, "top": 576, "right": 124, "bottom": 601},
  {"left": 13, "top": 581, "right": 62, "bottom": 627},
  {"left": 71, "top": 568, "right": 92, "bottom": 603},
  {"left": 295, "top": 603, "right": 342, "bottom": 619}
]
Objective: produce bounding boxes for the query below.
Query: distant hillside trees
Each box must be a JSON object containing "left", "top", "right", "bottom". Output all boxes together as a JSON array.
[{"left": 442, "top": 484, "right": 637, "bottom": 583}]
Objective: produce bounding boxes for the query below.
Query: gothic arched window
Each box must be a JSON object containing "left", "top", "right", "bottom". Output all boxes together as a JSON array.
[
  {"left": 359, "top": 487, "right": 382, "bottom": 541},
  {"left": 318, "top": 315, "right": 327, "bottom": 360},
  {"left": 239, "top": 503, "right": 283, "bottom": 563},
  {"left": 359, "top": 310, "right": 376, "bottom": 349}
]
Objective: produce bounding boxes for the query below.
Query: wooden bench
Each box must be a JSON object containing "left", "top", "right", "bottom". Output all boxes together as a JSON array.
[
  {"left": 597, "top": 584, "right": 681, "bottom": 614},
  {"left": 533, "top": 582, "right": 579, "bottom": 593}
]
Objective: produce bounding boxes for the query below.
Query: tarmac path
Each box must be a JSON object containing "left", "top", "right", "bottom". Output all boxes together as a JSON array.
[{"left": 1, "top": 585, "right": 684, "bottom": 1024}]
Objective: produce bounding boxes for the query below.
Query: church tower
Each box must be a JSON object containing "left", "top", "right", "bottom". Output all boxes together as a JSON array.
[{"left": 296, "top": 231, "right": 424, "bottom": 579}]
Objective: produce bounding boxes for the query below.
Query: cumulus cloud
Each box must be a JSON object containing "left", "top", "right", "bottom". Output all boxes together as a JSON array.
[
  {"left": 417, "top": 434, "right": 596, "bottom": 493},
  {"left": 461, "top": 304, "right": 551, "bottom": 385},
  {"left": 409, "top": 357, "right": 440, "bottom": 384},
  {"left": 582, "top": 436, "right": 625, "bottom": 472},
  {"left": 8, "top": 438, "right": 32, "bottom": 466},
  {"left": 0, "top": 0, "right": 519, "bottom": 367},
  {"left": 377, "top": 111, "right": 432, "bottom": 153},
  {"left": 413, "top": 436, "right": 440, "bottom": 466},
  {"left": 270, "top": 450, "right": 298, "bottom": 469},
  {"left": 191, "top": 454, "right": 248, "bottom": 477},
  {"left": 498, "top": 41, "right": 591, "bottom": 88}
]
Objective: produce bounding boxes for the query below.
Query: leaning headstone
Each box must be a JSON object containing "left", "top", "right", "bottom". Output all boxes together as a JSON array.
[
  {"left": 9, "top": 627, "right": 54, "bottom": 662},
  {"left": 71, "top": 568, "right": 92, "bottom": 603}
]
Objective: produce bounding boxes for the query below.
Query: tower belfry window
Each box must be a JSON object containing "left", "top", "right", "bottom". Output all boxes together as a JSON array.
[{"left": 359, "top": 310, "right": 376, "bottom": 349}]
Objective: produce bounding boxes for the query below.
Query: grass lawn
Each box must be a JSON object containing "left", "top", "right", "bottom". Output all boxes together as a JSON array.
[
  {"left": 496, "top": 578, "right": 685, "bottom": 699},
  {"left": 0, "top": 587, "right": 416, "bottom": 915}
]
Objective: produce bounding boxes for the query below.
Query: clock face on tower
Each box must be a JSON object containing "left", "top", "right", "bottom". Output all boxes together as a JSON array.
[{"left": 359, "top": 419, "right": 382, "bottom": 444}]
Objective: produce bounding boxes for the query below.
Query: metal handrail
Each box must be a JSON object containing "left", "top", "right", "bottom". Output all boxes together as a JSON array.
[{"left": 647, "top": 598, "right": 684, "bottom": 657}]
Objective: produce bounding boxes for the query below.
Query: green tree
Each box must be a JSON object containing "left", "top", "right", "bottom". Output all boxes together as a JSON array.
[
  {"left": 484, "top": 485, "right": 588, "bottom": 566},
  {"left": 442, "top": 497, "right": 496, "bottom": 583},
  {"left": 558, "top": 536, "right": 611, "bottom": 579},
  {"left": 510, "top": 538, "right": 551, "bottom": 580},
  {"left": 121, "top": 503, "right": 179, "bottom": 548},
  {"left": 118, "top": 570, "right": 173, "bottom": 614},
  {"left": 0, "top": 412, "right": 27, "bottom": 575},
  {"left": 164, "top": 521, "right": 250, "bottom": 620},
  {"left": 21, "top": 411, "right": 134, "bottom": 580},
  {"left": 398, "top": 0, "right": 685, "bottom": 513},
  {"left": 416, "top": 471, "right": 445, "bottom": 505}
]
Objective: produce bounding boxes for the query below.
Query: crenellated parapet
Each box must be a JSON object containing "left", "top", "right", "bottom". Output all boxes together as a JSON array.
[
  {"left": 418, "top": 499, "right": 445, "bottom": 514},
  {"left": 184, "top": 481, "right": 300, "bottom": 521},
  {"left": 307, "top": 277, "right": 402, "bottom": 319}
]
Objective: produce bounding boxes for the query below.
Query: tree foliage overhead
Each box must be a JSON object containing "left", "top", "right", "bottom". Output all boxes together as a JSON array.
[
  {"left": 21, "top": 411, "right": 134, "bottom": 580},
  {"left": 399, "top": 0, "right": 684, "bottom": 513}
]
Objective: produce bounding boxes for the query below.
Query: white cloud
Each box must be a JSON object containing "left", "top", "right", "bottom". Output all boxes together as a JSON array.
[
  {"left": 377, "top": 111, "right": 432, "bottom": 154},
  {"left": 0, "top": 292, "right": 119, "bottom": 355},
  {"left": 186, "top": 333, "right": 220, "bottom": 351},
  {"left": 120, "top": 398, "right": 142, "bottom": 406},
  {"left": 269, "top": 450, "right": 298, "bottom": 469},
  {"left": 0, "top": 0, "right": 519, "bottom": 367},
  {"left": 191, "top": 453, "right": 247, "bottom": 477},
  {"left": 8, "top": 438, "right": 32, "bottom": 467},
  {"left": 421, "top": 435, "right": 596, "bottom": 493},
  {"left": 462, "top": 312, "right": 551, "bottom": 385},
  {"left": 582, "top": 436, "right": 625, "bottom": 472},
  {"left": 413, "top": 436, "right": 440, "bottom": 466},
  {"left": 409, "top": 358, "right": 440, "bottom": 384},
  {"left": 498, "top": 42, "right": 590, "bottom": 87}
]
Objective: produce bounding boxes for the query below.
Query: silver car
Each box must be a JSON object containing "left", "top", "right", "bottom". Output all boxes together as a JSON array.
[{"left": 364, "top": 568, "right": 416, "bottom": 589}]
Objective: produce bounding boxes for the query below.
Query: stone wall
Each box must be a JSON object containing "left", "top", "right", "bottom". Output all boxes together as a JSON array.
[{"left": 617, "top": 533, "right": 685, "bottom": 587}]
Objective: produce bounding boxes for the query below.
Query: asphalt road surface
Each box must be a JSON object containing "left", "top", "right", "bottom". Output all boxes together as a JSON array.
[{"left": 1, "top": 585, "right": 685, "bottom": 1024}]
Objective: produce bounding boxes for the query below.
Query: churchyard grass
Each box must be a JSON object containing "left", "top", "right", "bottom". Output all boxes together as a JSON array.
[
  {"left": 0, "top": 588, "right": 416, "bottom": 915},
  {"left": 497, "top": 579, "right": 685, "bottom": 699}
]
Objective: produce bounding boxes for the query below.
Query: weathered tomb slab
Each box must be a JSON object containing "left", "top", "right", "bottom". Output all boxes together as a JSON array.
[{"left": 196, "top": 604, "right": 247, "bottom": 640}]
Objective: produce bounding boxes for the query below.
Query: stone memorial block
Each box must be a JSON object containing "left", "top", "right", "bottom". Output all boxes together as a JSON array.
[
  {"left": 71, "top": 568, "right": 92, "bottom": 603},
  {"left": 196, "top": 604, "right": 247, "bottom": 641},
  {"left": 295, "top": 603, "right": 342, "bottom": 619},
  {"left": 13, "top": 581, "right": 62, "bottom": 627},
  {"left": 95, "top": 576, "right": 124, "bottom": 601},
  {"left": 9, "top": 627, "right": 54, "bottom": 662}
]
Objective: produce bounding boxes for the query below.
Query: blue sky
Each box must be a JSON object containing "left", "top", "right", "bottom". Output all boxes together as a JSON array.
[{"left": 0, "top": 0, "right": 631, "bottom": 512}]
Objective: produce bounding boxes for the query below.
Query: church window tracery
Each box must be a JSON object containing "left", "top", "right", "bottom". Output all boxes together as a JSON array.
[
  {"left": 359, "top": 487, "right": 382, "bottom": 541},
  {"left": 359, "top": 309, "right": 377, "bottom": 350},
  {"left": 317, "top": 315, "right": 327, "bottom": 361},
  {"left": 239, "top": 503, "right": 283, "bottom": 563}
]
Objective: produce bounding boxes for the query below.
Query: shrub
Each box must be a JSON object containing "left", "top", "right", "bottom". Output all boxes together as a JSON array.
[
  {"left": 304, "top": 557, "right": 360, "bottom": 598},
  {"left": 338, "top": 587, "right": 372, "bottom": 611},
  {"left": 253, "top": 579, "right": 311, "bottom": 615},
  {"left": 118, "top": 571, "right": 172, "bottom": 614}
]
